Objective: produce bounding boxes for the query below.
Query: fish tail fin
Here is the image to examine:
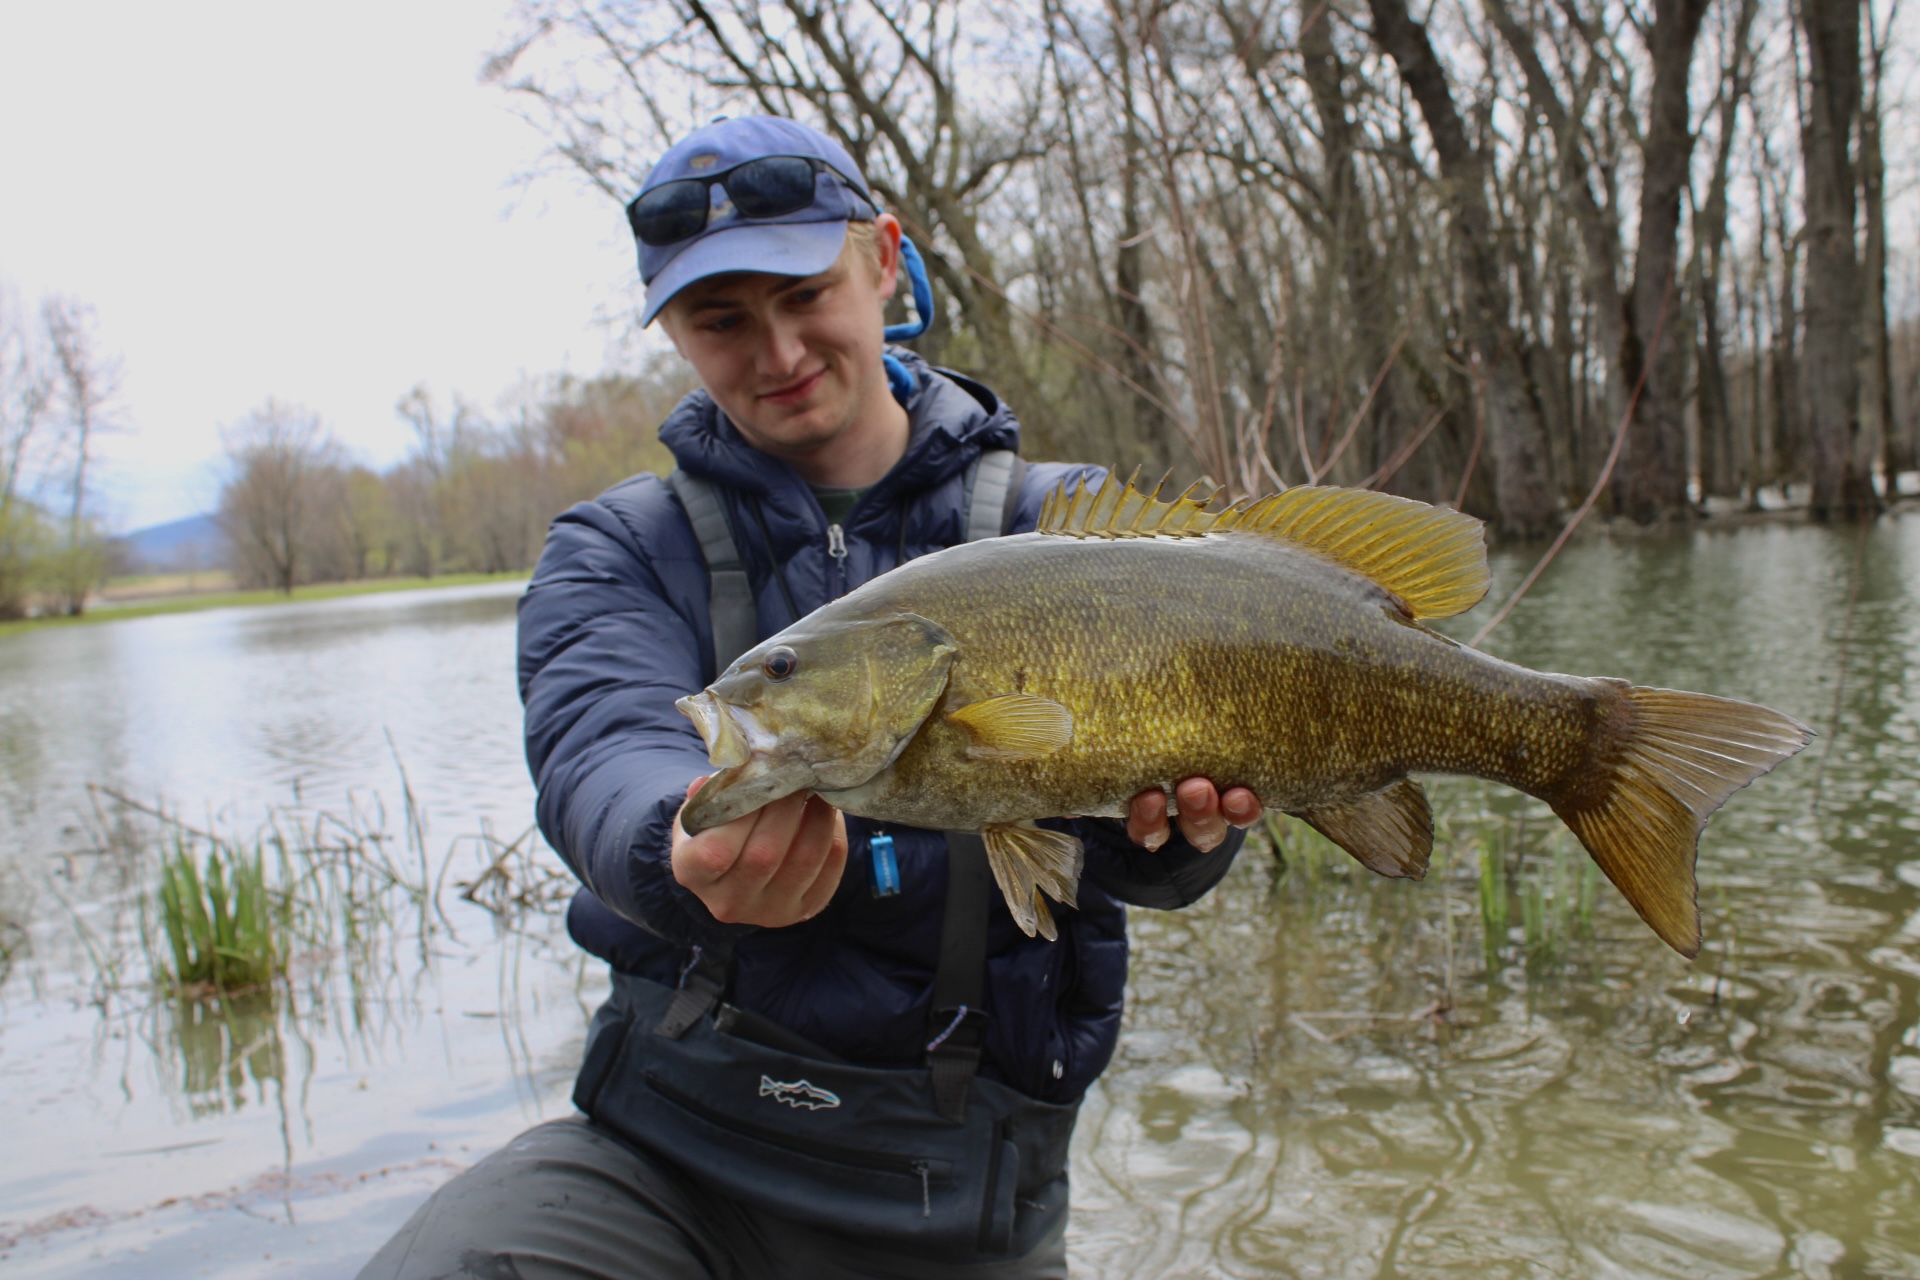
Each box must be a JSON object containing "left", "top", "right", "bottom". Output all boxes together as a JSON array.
[
  {"left": 1546, "top": 683, "right": 1812, "bottom": 958},
  {"left": 982, "top": 823, "right": 1084, "bottom": 941}
]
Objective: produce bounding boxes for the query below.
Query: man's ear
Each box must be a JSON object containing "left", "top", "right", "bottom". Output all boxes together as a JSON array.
[{"left": 874, "top": 213, "right": 904, "bottom": 296}]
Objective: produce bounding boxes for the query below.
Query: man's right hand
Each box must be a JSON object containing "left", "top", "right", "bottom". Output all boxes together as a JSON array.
[{"left": 670, "top": 776, "right": 848, "bottom": 927}]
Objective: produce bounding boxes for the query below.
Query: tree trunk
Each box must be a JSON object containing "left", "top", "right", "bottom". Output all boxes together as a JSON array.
[
  {"left": 1612, "top": 0, "right": 1709, "bottom": 521},
  {"left": 1365, "top": 0, "right": 1557, "bottom": 535},
  {"left": 1689, "top": 0, "right": 1758, "bottom": 500},
  {"left": 1487, "top": 0, "right": 1706, "bottom": 523},
  {"left": 1861, "top": 6, "right": 1894, "bottom": 494},
  {"left": 1799, "top": 0, "right": 1874, "bottom": 520}
]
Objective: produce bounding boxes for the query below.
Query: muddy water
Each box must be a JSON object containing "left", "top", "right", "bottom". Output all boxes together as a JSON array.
[{"left": 1, "top": 517, "right": 1917, "bottom": 1277}]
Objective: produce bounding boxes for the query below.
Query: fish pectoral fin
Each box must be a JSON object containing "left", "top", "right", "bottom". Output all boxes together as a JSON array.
[
  {"left": 981, "top": 822, "right": 1085, "bottom": 941},
  {"left": 946, "top": 694, "right": 1075, "bottom": 760},
  {"left": 1297, "top": 778, "right": 1433, "bottom": 880}
]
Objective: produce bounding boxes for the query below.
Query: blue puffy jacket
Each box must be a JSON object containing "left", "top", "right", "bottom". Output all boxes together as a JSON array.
[{"left": 517, "top": 350, "right": 1244, "bottom": 1103}]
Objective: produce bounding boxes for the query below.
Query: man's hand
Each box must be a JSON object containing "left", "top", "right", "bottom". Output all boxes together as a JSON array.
[
  {"left": 1127, "top": 779, "right": 1262, "bottom": 853},
  {"left": 671, "top": 777, "right": 849, "bottom": 927}
]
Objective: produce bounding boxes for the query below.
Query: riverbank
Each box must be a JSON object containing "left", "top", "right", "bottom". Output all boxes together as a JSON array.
[{"left": 0, "top": 571, "right": 530, "bottom": 639}]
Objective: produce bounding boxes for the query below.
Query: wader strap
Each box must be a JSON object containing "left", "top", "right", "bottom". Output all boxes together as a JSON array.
[
  {"left": 927, "top": 831, "right": 992, "bottom": 1122},
  {"left": 667, "top": 469, "right": 757, "bottom": 678},
  {"left": 664, "top": 450, "right": 1024, "bottom": 1103},
  {"left": 655, "top": 938, "right": 734, "bottom": 1039},
  {"left": 965, "top": 450, "right": 1025, "bottom": 544}
]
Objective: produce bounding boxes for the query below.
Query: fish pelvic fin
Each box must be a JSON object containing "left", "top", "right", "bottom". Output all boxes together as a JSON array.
[
  {"left": 1297, "top": 778, "right": 1433, "bottom": 879},
  {"left": 1547, "top": 683, "right": 1813, "bottom": 959},
  {"left": 981, "top": 822, "right": 1084, "bottom": 941},
  {"left": 947, "top": 693, "right": 1075, "bottom": 759},
  {"left": 1035, "top": 471, "right": 1488, "bottom": 619}
]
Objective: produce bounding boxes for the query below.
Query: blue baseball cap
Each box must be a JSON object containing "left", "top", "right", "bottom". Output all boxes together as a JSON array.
[{"left": 631, "top": 116, "right": 878, "bottom": 326}]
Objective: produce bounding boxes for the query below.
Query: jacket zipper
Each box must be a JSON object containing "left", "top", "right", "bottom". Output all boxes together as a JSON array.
[
  {"left": 827, "top": 522, "right": 848, "bottom": 595},
  {"left": 645, "top": 1070, "right": 954, "bottom": 1183}
]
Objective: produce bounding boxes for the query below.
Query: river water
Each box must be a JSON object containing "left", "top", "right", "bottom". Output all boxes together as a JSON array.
[{"left": 1, "top": 515, "right": 1917, "bottom": 1277}]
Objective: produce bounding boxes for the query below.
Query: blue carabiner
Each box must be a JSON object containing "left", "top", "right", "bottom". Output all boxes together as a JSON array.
[
  {"left": 883, "top": 237, "right": 934, "bottom": 342},
  {"left": 882, "top": 237, "right": 936, "bottom": 404}
]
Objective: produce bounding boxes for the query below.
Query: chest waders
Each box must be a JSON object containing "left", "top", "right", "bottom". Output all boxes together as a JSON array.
[{"left": 575, "top": 449, "right": 1076, "bottom": 1257}]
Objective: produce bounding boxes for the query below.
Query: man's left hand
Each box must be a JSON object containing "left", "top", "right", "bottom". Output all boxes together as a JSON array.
[{"left": 1127, "top": 779, "right": 1262, "bottom": 853}]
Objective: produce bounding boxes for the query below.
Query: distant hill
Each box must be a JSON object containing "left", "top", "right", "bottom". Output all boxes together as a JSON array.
[{"left": 115, "top": 513, "right": 226, "bottom": 573}]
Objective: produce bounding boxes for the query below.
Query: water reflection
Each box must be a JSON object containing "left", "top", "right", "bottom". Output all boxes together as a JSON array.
[{"left": 163, "top": 989, "right": 285, "bottom": 1119}]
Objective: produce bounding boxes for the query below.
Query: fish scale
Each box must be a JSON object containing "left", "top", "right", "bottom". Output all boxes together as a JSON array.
[{"left": 678, "top": 475, "right": 1812, "bottom": 954}]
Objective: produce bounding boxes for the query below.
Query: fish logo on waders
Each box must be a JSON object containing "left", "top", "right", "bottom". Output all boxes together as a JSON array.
[{"left": 759, "top": 1075, "right": 841, "bottom": 1110}]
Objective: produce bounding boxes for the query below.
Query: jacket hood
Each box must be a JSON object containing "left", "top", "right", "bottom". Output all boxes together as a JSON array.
[{"left": 656, "top": 348, "right": 1020, "bottom": 503}]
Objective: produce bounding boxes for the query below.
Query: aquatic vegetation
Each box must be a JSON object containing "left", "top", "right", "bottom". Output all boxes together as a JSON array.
[
  {"left": 163, "top": 987, "right": 286, "bottom": 1118},
  {"left": 0, "top": 869, "right": 28, "bottom": 989},
  {"left": 155, "top": 837, "right": 284, "bottom": 993},
  {"left": 1517, "top": 833, "right": 1600, "bottom": 966},
  {"left": 453, "top": 818, "right": 575, "bottom": 920},
  {"left": 69, "top": 785, "right": 436, "bottom": 1010},
  {"left": 1261, "top": 789, "right": 1603, "bottom": 986},
  {"left": 1474, "top": 822, "right": 1510, "bottom": 969}
]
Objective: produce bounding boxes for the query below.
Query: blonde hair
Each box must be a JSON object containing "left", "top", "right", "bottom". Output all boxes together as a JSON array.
[{"left": 843, "top": 220, "right": 887, "bottom": 282}]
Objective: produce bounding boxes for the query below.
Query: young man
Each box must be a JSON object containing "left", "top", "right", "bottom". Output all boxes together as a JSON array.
[{"left": 360, "top": 116, "right": 1257, "bottom": 1280}]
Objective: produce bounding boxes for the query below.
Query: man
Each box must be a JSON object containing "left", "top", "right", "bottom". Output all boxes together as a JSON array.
[{"left": 361, "top": 116, "right": 1257, "bottom": 1280}]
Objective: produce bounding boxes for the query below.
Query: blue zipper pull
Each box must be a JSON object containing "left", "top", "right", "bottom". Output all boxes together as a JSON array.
[{"left": 869, "top": 830, "right": 900, "bottom": 898}]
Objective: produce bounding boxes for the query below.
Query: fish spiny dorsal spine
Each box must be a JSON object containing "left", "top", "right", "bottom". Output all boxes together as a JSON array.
[{"left": 1040, "top": 469, "right": 1225, "bottom": 540}]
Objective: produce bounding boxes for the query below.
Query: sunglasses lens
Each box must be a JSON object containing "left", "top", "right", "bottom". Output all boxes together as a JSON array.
[
  {"left": 726, "top": 157, "right": 820, "bottom": 219},
  {"left": 630, "top": 179, "right": 712, "bottom": 246}
]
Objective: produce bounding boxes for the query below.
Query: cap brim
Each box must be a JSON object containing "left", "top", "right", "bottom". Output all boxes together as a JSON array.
[{"left": 641, "top": 220, "right": 851, "bottom": 326}]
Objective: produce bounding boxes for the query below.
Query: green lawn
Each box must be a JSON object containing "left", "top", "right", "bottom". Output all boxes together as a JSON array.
[{"left": 0, "top": 571, "right": 529, "bottom": 638}]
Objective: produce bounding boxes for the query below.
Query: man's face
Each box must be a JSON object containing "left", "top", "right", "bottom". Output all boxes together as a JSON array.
[{"left": 660, "top": 225, "right": 899, "bottom": 465}]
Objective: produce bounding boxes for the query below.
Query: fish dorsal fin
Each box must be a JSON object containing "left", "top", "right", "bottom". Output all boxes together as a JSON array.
[{"left": 1037, "top": 471, "right": 1489, "bottom": 620}]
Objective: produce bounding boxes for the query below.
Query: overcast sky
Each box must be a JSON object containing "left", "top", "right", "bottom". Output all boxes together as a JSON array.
[{"left": 0, "top": 2, "right": 645, "bottom": 531}]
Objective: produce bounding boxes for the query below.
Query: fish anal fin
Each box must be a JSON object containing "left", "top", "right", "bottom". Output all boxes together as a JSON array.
[
  {"left": 947, "top": 694, "right": 1074, "bottom": 760},
  {"left": 1298, "top": 778, "right": 1433, "bottom": 880},
  {"left": 1034, "top": 473, "right": 1487, "bottom": 619},
  {"left": 981, "top": 822, "right": 1084, "bottom": 940},
  {"left": 1547, "top": 683, "right": 1813, "bottom": 959}
]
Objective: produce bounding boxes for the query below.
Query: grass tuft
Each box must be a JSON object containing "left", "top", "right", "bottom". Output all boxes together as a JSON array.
[{"left": 155, "top": 837, "right": 285, "bottom": 994}]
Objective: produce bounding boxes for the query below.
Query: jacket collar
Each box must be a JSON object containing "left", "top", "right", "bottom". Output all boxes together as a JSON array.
[{"left": 657, "top": 348, "right": 1019, "bottom": 505}]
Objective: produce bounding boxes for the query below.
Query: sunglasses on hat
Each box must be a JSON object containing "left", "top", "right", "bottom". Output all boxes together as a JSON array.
[{"left": 626, "top": 155, "right": 874, "bottom": 248}]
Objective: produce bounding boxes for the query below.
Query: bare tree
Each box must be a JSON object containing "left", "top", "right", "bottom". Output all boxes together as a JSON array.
[
  {"left": 40, "top": 297, "right": 118, "bottom": 614},
  {"left": 482, "top": 0, "right": 1914, "bottom": 540},
  {"left": 1365, "top": 0, "right": 1559, "bottom": 534},
  {"left": 0, "top": 295, "right": 57, "bottom": 618},
  {"left": 218, "top": 401, "right": 347, "bottom": 593}
]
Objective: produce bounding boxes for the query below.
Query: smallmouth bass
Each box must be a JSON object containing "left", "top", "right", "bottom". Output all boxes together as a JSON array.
[{"left": 678, "top": 473, "right": 1811, "bottom": 955}]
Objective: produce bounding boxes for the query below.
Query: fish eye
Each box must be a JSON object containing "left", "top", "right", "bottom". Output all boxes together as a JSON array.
[{"left": 762, "top": 646, "right": 799, "bottom": 682}]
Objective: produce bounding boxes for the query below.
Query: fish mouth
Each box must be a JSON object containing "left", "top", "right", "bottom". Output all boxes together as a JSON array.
[
  {"left": 675, "top": 692, "right": 813, "bottom": 833},
  {"left": 676, "top": 691, "right": 755, "bottom": 768}
]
